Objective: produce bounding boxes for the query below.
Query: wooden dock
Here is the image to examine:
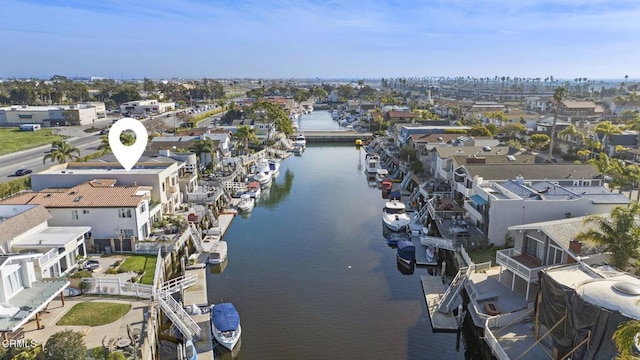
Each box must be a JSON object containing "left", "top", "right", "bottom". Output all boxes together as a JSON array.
[
  {"left": 413, "top": 236, "right": 438, "bottom": 267},
  {"left": 183, "top": 268, "right": 215, "bottom": 360},
  {"left": 420, "top": 275, "right": 459, "bottom": 331}
]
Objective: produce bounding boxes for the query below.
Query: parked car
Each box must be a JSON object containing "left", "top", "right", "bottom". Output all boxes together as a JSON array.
[
  {"left": 14, "top": 169, "right": 32, "bottom": 176},
  {"left": 84, "top": 259, "right": 100, "bottom": 271},
  {"left": 99, "top": 129, "right": 109, "bottom": 135}
]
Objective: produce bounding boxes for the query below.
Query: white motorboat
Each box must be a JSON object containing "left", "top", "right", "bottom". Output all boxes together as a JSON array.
[
  {"left": 211, "top": 302, "right": 241, "bottom": 351},
  {"left": 253, "top": 159, "right": 272, "bottom": 185},
  {"left": 246, "top": 181, "right": 261, "bottom": 198},
  {"left": 382, "top": 200, "right": 411, "bottom": 232},
  {"left": 293, "top": 144, "right": 304, "bottom": 156},
  {"left": 237, "top": 194, "right": 255, "bottom": 212},
  {"left": 365, "top": 154, "right": 380, "bottom": 175},
  {"left": 204, "top": 236, "right": 227, "bottom": 264},
  {"left": 375, "top": 168, "right": 389, "bottom": 184},
  {"left": 294, "top": 134, "right": 306, "bottom": 147},
  {"left": 268, "top": 159, "right": 280, "bottom": 178}
]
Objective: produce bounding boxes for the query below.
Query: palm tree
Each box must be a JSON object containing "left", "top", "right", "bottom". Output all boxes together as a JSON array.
[
  {"left": 97, "top": 133, "right": 135, "bottom": 154},
  {"left": 189, "top": 138, "right": 216, "bottom": 171},
  {"left": 234, "top": 125, "right": 257, "bottom": 155},
  {"left": 613, "top": 319, "right": 640, "bottom": 359},
  {"left": 575, "top": 202, "right": 640, "bottom": 269},
  {"left": 548, "top": 86, "right": 568, "bottom": 161},
  {"left": 43, "top": 141, "right": 81, "bottom": 164}
]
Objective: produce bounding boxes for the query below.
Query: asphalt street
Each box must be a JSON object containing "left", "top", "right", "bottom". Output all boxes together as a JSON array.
[{"left": 0, "top": 108, "right": 224, "bottom": 184}]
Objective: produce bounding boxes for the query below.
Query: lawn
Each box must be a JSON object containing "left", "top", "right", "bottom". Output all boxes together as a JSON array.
[
  {"left": 0, "top": 128, "right": 67, "bottom": 156},
  {"left": 118, "top": 255, "right": 157, "bottom": 285},
  {"left": 466, "top": 246, "right": 502, "bottom": 265},
  {"left": 57, "top": 302, "right": 131, "bottom": 326}
]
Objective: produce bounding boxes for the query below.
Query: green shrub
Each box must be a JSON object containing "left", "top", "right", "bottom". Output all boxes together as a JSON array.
[
  {"left": 105, "top": 268, "right": 118, "bottom": 275},
  {"left": 70, "top": 270, "right": 93, "bottom": 278},
  {"left": 107, "top": 351, "right": 126, "bottom": 360}
]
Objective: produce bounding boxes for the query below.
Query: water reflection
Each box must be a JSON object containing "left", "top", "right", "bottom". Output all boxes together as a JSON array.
[
  {"left": 259, "top": 169, "right": 294, "bottom": 208},
  {"left": 209, "top": 258, "right": 228, "bottom": 274},
  {"left": 214, "top": 338, "right": 242, "bottom": 359},
  {"left": 396, "top": 258, "right": 415, "bottom": 275}
]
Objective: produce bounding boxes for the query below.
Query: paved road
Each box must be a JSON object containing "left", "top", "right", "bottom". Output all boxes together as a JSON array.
[{"left": 0, "top": 107, "right": 226, "bottom": 184}]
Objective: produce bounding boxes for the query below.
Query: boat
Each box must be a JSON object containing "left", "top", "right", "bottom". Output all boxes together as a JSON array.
[
  {"left": 268, "top": 159, "right": 280, "bottom": 178},
  {"left": 294, "top": 134, "right": 306, "bottom": 147},
  {"left": 253, "top": 159, "right": 272, "bottom": 185},
  {"left": 365, "top": 154, "right": 380, "bottom": 175},
  {"left": 211, "top": 302, "right": 241, "bottom": 351},
  {"left": 382, "top": 200, "right": 411, "bottom": 232},
  {"left": 183, "top": 339, "right": 197, "bottom": 360},
  {"left": 381, "top": 179, "right": 393, "bottom": 191},
  {"left": 425, "top": 246, "right": 437, "bottom": 265},
  {"left": 293, "top": 144, "right": 304, "bottom": 155},
  {"left": 204, "top": 236, "right": 227, "bottom": 265},
  {"left": 375, "top": 168, "right": 389, "bottom": 184},
  {"left": 386, "top": 232, "right": 409, "bottom": 246},
  {"left": 237, "top": 193, "right": 255, "bottom": 212},
  {"left": 396, "top": 240, "right": 416, "bottom": 265},
  {"left": 246, "top": 181, "right": 261, "bottom": 198}
]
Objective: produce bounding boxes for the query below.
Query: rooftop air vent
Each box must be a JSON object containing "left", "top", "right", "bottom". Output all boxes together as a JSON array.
[{"left": 612, "top": 282, "right": 640, "bottom": 296}]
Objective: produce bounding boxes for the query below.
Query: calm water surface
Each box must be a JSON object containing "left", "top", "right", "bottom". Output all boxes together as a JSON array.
[{"left": 207, "top": 112, "right": 473, "bottom": 359}]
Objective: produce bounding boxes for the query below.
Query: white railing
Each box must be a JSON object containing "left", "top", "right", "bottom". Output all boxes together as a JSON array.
[
  {"left": 81, "top": 278, "right": 153, "bottom": 299},
  {"left": 157, "top": 273, "right": 198, "bottom": 298},
  {"left": 37, "top": 248, "right": 58, "bottom": 268},
  {"left": 460, "top": 244, "right": 472, "bottom": 265},
  {"left": 189, "top": 224, "right": 205, "bottom": 253},
  {"left": 463, "top": 201, "right": 483, "bottom": 221},
  {"left": 223, "top": 181, "right": 248, "bottom": 193},
  {"left": 436, "top": 266, "right": 470, "bottom": 313},
  {"left": 496, "top": 248, "right": 547, "bottom": 282},
  {"left": 484, "top": 308, "right": 535, "bottom": 360},
  {"left": 157, "top": 294, "right": 201, "bottom": 340}
]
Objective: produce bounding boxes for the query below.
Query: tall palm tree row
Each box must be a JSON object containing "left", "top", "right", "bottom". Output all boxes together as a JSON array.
[
  {"left": 547, "top": 86, "right": 568, "bottom": 161},
  {"left": 42, "top": 140, "right": 81, "bottom": 164}
]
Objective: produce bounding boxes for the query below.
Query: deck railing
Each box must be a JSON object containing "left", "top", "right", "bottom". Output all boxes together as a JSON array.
[{"left": 496, "top": 248, "right": 547, "bottom": 282}]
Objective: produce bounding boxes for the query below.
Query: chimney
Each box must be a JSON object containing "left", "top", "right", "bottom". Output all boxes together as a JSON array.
[{"left": 568, "top": 240, "right": 582, "bottom": 263}]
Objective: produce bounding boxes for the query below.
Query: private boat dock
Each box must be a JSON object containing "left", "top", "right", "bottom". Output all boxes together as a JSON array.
[
  {"left": 298, "top": 131, "right": 374, "bottom": 143},
  {"left": 183, "top": 267, "right": 215, "bottom": 360}
]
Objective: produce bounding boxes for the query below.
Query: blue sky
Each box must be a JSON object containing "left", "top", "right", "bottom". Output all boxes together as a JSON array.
[{"left": 1, "top": 0, "right": 639, "bottom": 79}]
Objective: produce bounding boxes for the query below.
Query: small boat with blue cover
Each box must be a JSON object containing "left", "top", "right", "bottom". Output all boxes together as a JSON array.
[{"left": 211, "top": 302, "right": 241, "bottom": 350}]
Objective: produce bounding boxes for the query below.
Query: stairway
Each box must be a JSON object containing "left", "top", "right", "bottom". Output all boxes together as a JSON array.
[
  {"left": 188, "top": 224, "right": 205, "bottom": 253},
  {"left": 436, "top": 266, "right": 470, "bottom": 313},
  {"left": 400, "top": 171, "right": 412, "bottom": 190},
  {"left": 157, "top": 294, "right": 201, "bottom": 340},
  {"left": 156, "top": 274, "right": 202, "bottom": 340}
]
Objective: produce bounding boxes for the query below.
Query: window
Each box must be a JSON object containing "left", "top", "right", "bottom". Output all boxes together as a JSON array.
[
  {"left": 118, "top": 208, "right": 132, "bottom": 218},
  {"left": 4, "top": 268, "right": 24, "bottom": 299},
  {"left": 83, "top": 210, "right": 90, "bottom": 214},
  {"left": 547, "top": 244, "right": 563, "bottom": 265},
  {"left": 72, "top": 210, "right": 79, "bottom": 220},
  {"left": 525, "top": 236, "right": 544, "bottom": 259},
  {"left": 140, "top": 203, "right": 146, "bottom": 214},
  {"left": 123, "top": 229, "right": 134, "bottom": 238}
]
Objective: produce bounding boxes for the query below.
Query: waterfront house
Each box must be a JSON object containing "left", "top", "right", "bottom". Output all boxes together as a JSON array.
[
  {"left": 484, "top": 261, "right": 640, "bottom": 360},
  {"left": 30, "top": 156, "right": 186, "bottom": 216},
  {"left": 384, "top": 110, "right": 419, "bottom": 125},
  {"left": 0, "top": 204, "right": 89, "bottom": 279},
  {"left": 557, "top": 100, "right": 603, "bottom": 120},
  {"left": 0, "top": 180, "right": 151, "bottom": 251},
  {"left": 464, "top": 178, "right": 628, "bottom": 247}
]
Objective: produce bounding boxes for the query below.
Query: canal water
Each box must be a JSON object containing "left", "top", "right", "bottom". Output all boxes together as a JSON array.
[{"left": 207, "top": 111, "right": 483, "bottom": 359}]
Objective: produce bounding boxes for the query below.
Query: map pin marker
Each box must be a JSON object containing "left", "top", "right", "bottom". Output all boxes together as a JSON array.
[{"left": 109, "top": 117, "right": 148, "bottom": 171}]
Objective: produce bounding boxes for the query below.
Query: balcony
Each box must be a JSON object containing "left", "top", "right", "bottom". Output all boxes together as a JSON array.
[
  {"left": 454, "top": 182, "right": 471, "bottom": 197},
  {"left": 496, "top": 248, "right": 547, "bottom": 282},
  {"left": 36, "top": 248, "right": 58, "bottom": 268},
  {"left": 463, "top": 201, "right": 483, "bottom": 221}
]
